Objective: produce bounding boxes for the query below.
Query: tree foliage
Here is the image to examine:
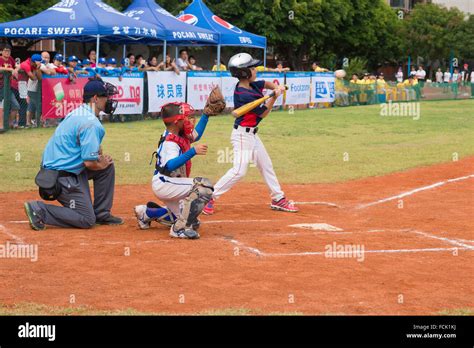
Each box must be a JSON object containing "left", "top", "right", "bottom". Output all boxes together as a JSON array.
[{"left": 0, "top": 0, "right": 472, "bottom": 69}]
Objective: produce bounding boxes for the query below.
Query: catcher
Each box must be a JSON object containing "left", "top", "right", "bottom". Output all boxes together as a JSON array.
[{"left": 134, "top": 87, "right": 226, "bottom": 239}]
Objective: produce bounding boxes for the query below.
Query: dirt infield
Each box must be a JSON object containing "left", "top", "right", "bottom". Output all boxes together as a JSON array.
[{"left": 0, "top": 157, "right": 473, "bottom": 315}]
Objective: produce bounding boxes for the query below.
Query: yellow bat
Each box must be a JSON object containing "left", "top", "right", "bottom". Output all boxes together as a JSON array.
[{"left": 231, "top": 85, "right": 288, "bottom": 118}]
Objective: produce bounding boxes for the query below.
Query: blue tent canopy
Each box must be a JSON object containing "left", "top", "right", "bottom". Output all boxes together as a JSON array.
[
  {"left": 123, "top": 0, "right": 218, "bottom": 45},
  {"left": 0, "top": 0, "right": 166, "bottom": 43},
  {"left": 178, "top": 0, "right": 266, "bottom": 49}
]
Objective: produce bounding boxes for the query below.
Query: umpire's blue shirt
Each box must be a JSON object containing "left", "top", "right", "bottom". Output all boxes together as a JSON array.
[{"left": 42, "top": 104, "right": 105, "bottom": 174}]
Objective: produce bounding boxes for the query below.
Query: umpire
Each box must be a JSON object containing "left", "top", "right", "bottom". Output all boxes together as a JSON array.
[{"left": 24, "top": 78, "right": 123, "bottom": 230}]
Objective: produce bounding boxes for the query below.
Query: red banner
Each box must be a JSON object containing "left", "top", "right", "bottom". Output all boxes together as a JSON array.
[{"left": 41, "top": 77, "right": 89, "bottom": 119}]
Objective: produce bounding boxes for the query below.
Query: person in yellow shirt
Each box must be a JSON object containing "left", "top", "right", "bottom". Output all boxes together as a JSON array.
[
  {"left": 312, "top": 61, "right": 329, "bottom": 72},
  {"left": 211, "top": 59, "right": 226, "bottom": 71},
  {"left": 349, "top": 74, "right": 361, "bottom": 105},
  {"left": 376, "top": 73, "right": 387, "bottom": 103}
]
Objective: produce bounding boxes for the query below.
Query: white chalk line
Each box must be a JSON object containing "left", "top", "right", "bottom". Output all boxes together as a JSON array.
[
  {"left": 411, "top": 230, "right": 474, "bottom": 250},
  {"left": 357, "top": 173, "right": 474, "bottom": 209},
  {"left": 0, "top": 224, "right": 25, "bottom": 244},
  {"left": 228, "top": 239, "right": 264, "bottom": 257},
  {"left": 212, "top": 201, "right": 340, "bottom": 208},
  {"left": 263, "top": 247, "right": 468, "bottom": 257}
]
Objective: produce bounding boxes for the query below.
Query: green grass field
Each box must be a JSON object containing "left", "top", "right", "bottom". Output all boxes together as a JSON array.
[{"left": 0, "top": 99, "right": 473, "bottom": 192}]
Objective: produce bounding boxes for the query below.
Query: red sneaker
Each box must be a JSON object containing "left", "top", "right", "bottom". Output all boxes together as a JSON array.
[
  {"left": 270, "top": 198, "right": 299, "bottom": 213},
  {"left": 203, "top": 199, "right": 215, "bottom": 215}
]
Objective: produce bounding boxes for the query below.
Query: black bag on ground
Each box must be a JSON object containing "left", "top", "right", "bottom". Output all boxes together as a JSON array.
[{"left": 35, "top": 167, "right": 61, "bottom": 201}]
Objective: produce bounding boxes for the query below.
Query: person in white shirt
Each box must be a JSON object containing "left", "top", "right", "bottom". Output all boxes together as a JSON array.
[
  {"left": 470, "top": 70, "right": 474, "bottom": 97},
  {"left": 435, "top": 68, "right": 443, "bottom": 84},
  {"left": 416, "top": 65, "right": 426, "bottom": 97},
  {"left": 175, "top": 49, "right": 191, "bottom": 71},
  {"left": 27, "top": 51, "right": 56, "bottom": 128},
  {"left": 396, "top": 67, "right": 403, "bottom": 83},
  {"left": 443, "top": 69, "right": 451, "bottom": 93}
]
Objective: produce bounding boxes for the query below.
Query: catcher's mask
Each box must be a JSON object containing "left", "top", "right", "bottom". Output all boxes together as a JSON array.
[
  {"left": 228, "top": 53, "right": 261, "bottom": 79},
  {"left": 161, "top": 102, "right": 196, "bottom": 139},
  {"left": 83, "top": 78, "right": 119, "bottom": 115}
]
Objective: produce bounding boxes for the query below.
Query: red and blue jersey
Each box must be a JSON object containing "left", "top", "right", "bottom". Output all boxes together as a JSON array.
[{"left": 234, "top": 80, "right": 267, "bottom": 128}]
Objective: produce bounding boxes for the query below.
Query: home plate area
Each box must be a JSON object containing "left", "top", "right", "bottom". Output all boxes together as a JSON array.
[{"left": 225, "top": 223, "right": 474, "bottom": 257}]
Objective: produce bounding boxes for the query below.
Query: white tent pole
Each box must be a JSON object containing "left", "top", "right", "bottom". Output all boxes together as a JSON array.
[
  {"left": 96, "top": 35, "right": 100, "bottom": 64},
  {"left": 175, "top": 46, "right": 178, "bottom": 61},
  {"left": 63, "top": 40, "right": 66, "bottom": 57},
  {"left": 217, "top": 45, "right": 221, "bottom": 72},
  {"left": 264, "top": 46, "right": 267, "bottom": 69},
  {"left": 163, "top": 40, "right": 167, "bottom": 65},
  {"left": 123, "top": 45, "right": 126, "bottom": 60}
]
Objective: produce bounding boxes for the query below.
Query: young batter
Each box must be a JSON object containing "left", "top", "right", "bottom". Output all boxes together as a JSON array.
[
  {"left": 203, "top": 53, "right": 298, "bottom": 215},
  {"left": 134, "top": 88, "right": 225, "bottom": 239}
]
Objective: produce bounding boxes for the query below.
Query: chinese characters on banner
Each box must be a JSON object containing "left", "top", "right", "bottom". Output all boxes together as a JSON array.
[
  {"left": 147, "top": 71, "right": 187, "bottom": 112},
  {"left": 186, "top": 71, "right": 221, "bottom": 110},
  {"left": 311, "top": 72, "right": 336, "bottom": 103}
]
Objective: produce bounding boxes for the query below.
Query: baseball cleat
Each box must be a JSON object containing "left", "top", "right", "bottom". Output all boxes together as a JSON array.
[
  {"left": 202, "top": 199, "right": 215, "bottom": 215},
  {"left": 270, "top": 198, "right": 299, "bottom": 213},
  {"left": 169, "top": 226, "right": 200, "bottom": 240},
  {"left": 24, "top": 201, "right": 46, "bottom": 231},
  {"left": 134, "top": 205, "right": 151, "bottom": 230}
]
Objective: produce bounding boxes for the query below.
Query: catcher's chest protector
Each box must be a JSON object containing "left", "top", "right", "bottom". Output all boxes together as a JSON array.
[{"left": 153, "top": 134, "right": 192, "bottom": 178}]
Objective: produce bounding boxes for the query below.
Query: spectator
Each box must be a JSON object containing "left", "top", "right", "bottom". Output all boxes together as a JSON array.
[
  {"left": 212, "top": 59, "right": 226, "bottom": 71},
  {"left": 40, "top": 51, "right": 56, "bottom": 75},
  {"left": 26, "top": 51, "right": 56, "bottom": 128},
  {"left": 349, "top": 74, "right": 361, "bottom": 105},
  {"left": 126, "top": 53, "right": 136, "bottom": 67},
  {"left": 470, "top": 68, "right": 474, "bottom": 98},
  {"left": 396, "top": 67, "right": 403, "bottom": 83},
  {"left": 157, "top": 54, "right": 179, "bottom": 74},
  {"left": 20, "top": 54, "right": 43, "bottom": 127},
  {"left": 462, "top": 63, "right": 469, "bottom": 85},
  {"left": 435, "top": 68, "right": 443, "bottom": 84},
  {"left": 176, "top": 49, "right": 190, "bottom": 71},
  {"left": 0, "top": 44, "right": 21, "bottom": 130},
  {"left": 52, "top": 54, "right": 68, "bottom": 74},
  {"left": 376, "top": 73, "right": 386, "bottom": 103},
  {"left": 188, "top": 56, "right": 203, "bottom": 71},
  {"left": 95, "top": 57, "right": 108, "bottom": 75},
  {"left": 312, "top": 61, "right": 328, "bottom": 72},
  {"left": 443, "top": 68, "right": 451, "bottom": 93},
  {"left": 136, "top": 55, "right": 148, "bottom": 71},
  {"left": 147, "top": 56, "right": 160, "bottom": 71},
  {"left": 416, "top": 65, "right": 426, "bottom": 97},
  {"left": 67, "top": 55, "right": 87, "bottom": 82},
  {"left": 451, "top": 68, "right": 460, "bottom": 94},
  {"left": 87, "top": 49, "right": 97, "bottom": 68},
  {"left": 273, "top": 61, "right": 290, "bottom": 72},
  {"left": 409, "top": 66, "right": 416, "bottom": 77}
]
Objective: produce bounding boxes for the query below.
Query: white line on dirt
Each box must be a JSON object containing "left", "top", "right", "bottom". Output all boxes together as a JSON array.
[
  {"left": 0, "top": 224, "right": 25, "bottom": 244},
  {"left": 9, "top": 221, "right": 29, "bottom": 224},
  {"left": 203, "top": 219, "right": 273, "bottom": 224},
  {"left": 411, "top": 230, "right": 474, "bottom": 250},
  {"left": 228, "top": 239, "right": 264, "bottom": 256},
  {"left": 263, "top": 247, "right": 469, "bottom": 257},
  {"left": 212, "top": 201, "right": 339, "bottom": 207},
  {"left": 357, "top": 173, "right": 474, "bottom": 209}
]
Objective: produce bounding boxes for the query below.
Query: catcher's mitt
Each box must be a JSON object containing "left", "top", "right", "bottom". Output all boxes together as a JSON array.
[{"left": 204, "top": 87, "right": 226, "bottom": 116}]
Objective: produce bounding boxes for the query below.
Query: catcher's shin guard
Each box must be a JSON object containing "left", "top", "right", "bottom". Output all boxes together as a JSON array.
[{"left": 174, "top": 177, "right": 214, "bottom": 231}]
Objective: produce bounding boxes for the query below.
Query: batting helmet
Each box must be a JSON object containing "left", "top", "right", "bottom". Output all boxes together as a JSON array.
[{"left": 228, "top": 53, "right": 261, "bottom": 79}]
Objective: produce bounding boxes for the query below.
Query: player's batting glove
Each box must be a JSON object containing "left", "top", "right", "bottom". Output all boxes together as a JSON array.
[{"left": 204, "top": 87, "right": 226, "bottom": 116}]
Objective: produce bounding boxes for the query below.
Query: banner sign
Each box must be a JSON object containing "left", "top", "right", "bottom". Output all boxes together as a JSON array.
[
  {"left": 186, "top": 71, "right": 221, "bottom": 110},
  {"left": 257, "top": 72, "right": 285, "bottom": 106},
  {"left": 147, "top": 71, "right": 186, "bottom": 112},
  {"left": 311, "top": 72, "right": 336, "bottom": 103},
  {"left": 42, "top": 76, "right": 89, "bottom": 119},
  {"left": 102, "top": 72, "right": 144, "bottom": 114},
  {"left": 284, "top": 72, "right": 312, "bottom": 105}
]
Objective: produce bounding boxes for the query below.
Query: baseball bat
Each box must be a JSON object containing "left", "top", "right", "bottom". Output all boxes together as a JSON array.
[{"left": 231, "top": 85, "right": 288, "bottom": 118}]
